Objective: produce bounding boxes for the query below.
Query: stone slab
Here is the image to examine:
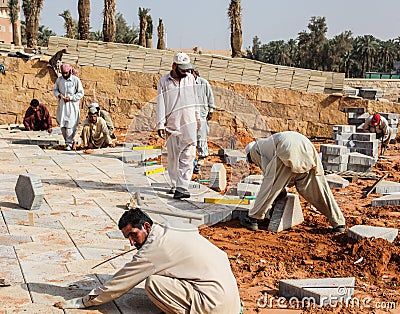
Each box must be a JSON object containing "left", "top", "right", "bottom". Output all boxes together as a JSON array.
[
  {"left": 347, "top": 152, "right": 376, "bottom": 166},
  {"left": 325, "top": 174, "right": 349, "bottom": 188},
  {"left": 224, "top": 150, "right": 247, "bottom": 164},
  {"left": 371, "top": 194, "right": 400, "bottom": 206},
  {"left": 237, "top": 182, "right": 260, "bottom": 198},
  {"left": 346, "top": 164, "right": 372, "bottom": 173},
  {"left": 348, "top": 225, "right": 398, "bottom": 243},
  {"left": 15, "top": 174, "right": 45, "bottom": 210},
  {"left": 352, "top": 140, "right": 379, "bottom": 150},
  {"left": 279, "top": 277, "right": 355, "bottom": 306},
  {"left": 349, "top": 147, "right": 378, "bottom": 157},
  {"left": 210, "top": 163, "right": 227, "bottom": 191},
  {"left": 322, "top": 162, "right": 347, "bottom": 172},
  {"left": 350, "top": 132, "right": 376, "bottom": 141},
  {"left": 321, "top": 153, "right": 349, "bottom": 164},
  {"left": 375, "top": 180, "right": 400, "bottom": 194},
  {"left": 343, "top": 107, "right": 366, "bottom": 114},
  {"left": 268, "top": 193, "right": 304, "bottom": 232},
  {"left": 320, "top": 144, "right": 348, "bottom": 156},
  {"left": 332, "top": 125, "right": 356, "bottom": 133},
  {"left": 242, "top": 174, "right": 263, "bottom": 185}
]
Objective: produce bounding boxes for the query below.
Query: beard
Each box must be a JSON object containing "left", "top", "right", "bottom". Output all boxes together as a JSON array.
[{"left": 176, "top": 70, "right": 187, "bottom": 78}]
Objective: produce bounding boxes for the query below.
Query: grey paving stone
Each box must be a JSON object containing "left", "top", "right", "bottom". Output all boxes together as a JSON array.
[
  {"left": 320, "top": 144, "right": 348, "bottom": 156},
  {"left": 347, "top": 152, "right": 376, "bottom": 166},
  {"left": 352, "top": 140, "right": 379, "bottom": 150},
  {"left": 237, "top": 182, "right": 260, "bottom": 198},
  {"left": 349, "top": 146, "right": 378, "bottom": 157},
  {"left": 372, "top": 194, "right": 400, "bottom": 206},
  {"left": 332, "top": 125, "right": 356, "bottom": 133},
  {"left": 380, "top": 112, "right": 400, "bottom": 120},
  {"left": 325, "top": 174, "right": 349, "bottom": 188},
  {"left": 332, "top": 132, "right": 353, "bottom": 141},
  {"left": 348, "top": 118, "right": 367, "bottom": 125},
  {"left": 348, "top": 225, "right": 398, "bottom": 243},
  {"left": 224, "top": 150, "right": 247, "bottom": 164},
  {"left": 322, "top": 153, "right": 349, "bottom": 164},
  {"left": 322, "top": 162, "right": 347, "bottom": 172},
  {"left": 210, "top": 163, "right": 227, "bottom": 191},
  {"left": 279, "top": 277, "right": 355, "bottom": 306},
  {"left": 343, "top": 107, "right": 366, "bottom": 114},
  {"left": 15, "top": 174, "right": 45, "bottom": 210},
  {"left": 268, "top": 193, "right": 304, "bottom": 232},
  {"left": 347, "top": 112, "right": 370, "bottom": 119},
  {"left": 351, "top": 132, "right": 376, "bottom": 141},
  {"left": 375, "top": 180, "right": 400, "bottom": 194},
  {"left": 242, "top": 174, "right": 263, "bottom": 185},
  {"left": 346, "top": 164, "right": 372, "bottom": 173},
  {"left": 120, "top": 151, "right": 143, "bottom": 163},
  {"left": 0, "top": 234, "right": 33, "bottom": 246}
]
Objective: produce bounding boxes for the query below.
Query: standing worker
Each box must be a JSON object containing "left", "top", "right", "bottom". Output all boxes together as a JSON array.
[
  {"left": 241, "top": 131, "right": 346, "bottom": 233},
  {"left": 157, "top": 52, "right": 200, "bottom": 199},
  {"left": 54, "top": 208, "right": 242, "bottom": 313},
  {"left": 362, "top": 113, "right": 393, "bottom": 148},
  {"left": 53, "top": 63, "right": 84, "bottom": 151}
]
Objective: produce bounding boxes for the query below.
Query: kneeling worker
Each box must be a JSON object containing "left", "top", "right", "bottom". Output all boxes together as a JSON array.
[
  {"left": 362, "top": 113, "right": 392, "bottom": 148},
  {"left": 80, "top": 107, "right": 114, "bottom": 149},
  {"left": 23, "top": 99, "right": 52, "bottom": 133},
  {"left": 241, "top": 131, "right": 346, "bottom": 233},
  {"left": 55, "top": 208, "right": 241, "bottom": 313},
  {"left": 88, "top": 102, "right": 116, "bottom": 139}
]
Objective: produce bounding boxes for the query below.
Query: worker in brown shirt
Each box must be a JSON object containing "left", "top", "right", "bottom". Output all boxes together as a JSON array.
[{"left": 23, "top": 99, "right": 53, "bottom": 133}]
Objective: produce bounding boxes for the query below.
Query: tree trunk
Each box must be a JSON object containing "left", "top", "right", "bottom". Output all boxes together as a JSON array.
[
  {"left": 78, "top": 0, "right": 90, "bottom": 40},
  {"left": 157, "top": 18, "right": 166, "bottom": 49},
  {"left": 139, "top": 17, "right": 147, "bottom": 47},
  {"left": 228, "top": 0, "right": 242, "bottom": 58},
  {"left": 103, "top": 0, "right": 115, "bottom": 42},
  {"left": 23, "top": 0, "right": 44, "bottom": 48},
  {"left": 11, "top": 20, "right": 20, "bottom": 45}
]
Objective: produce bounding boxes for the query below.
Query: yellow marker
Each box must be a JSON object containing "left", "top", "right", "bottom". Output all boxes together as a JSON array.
[
  {"left": 28, "top": 212, "right": 34, "bottom": 226},
  {"left": 145, "top": 167, "right": 165, "bottom": 176},
  {"left": 204, "top": 198, "right": 250, "bottom": 205},
  {"left": 73, "top": 195, "right": 77, "bottom": 206},
  {"left": 132, "top": 145, "right": 162, "bottom": 150}
]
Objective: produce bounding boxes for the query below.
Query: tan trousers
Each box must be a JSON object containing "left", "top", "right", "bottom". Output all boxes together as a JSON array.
[
  {"left": 249, "top": 159, "right": 345, "bottom": 228},
  {"left": 145, "top": 275, "right": 193, "bottom": 314}
]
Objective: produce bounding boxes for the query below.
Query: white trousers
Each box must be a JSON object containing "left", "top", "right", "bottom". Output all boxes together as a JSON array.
[
  {"left": 197, "top": 119, "right": 209, "bottom": 158},
  {"left": 166, "top": 135, "right": 196, "bottom": 190},
  {"left": 61, "top": 126, "right": 77, "bottom": 146}
]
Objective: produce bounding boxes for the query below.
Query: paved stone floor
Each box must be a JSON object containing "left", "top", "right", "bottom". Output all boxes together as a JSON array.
[{"left": 0, "top": 130, "right": 250, "bottom": 313}]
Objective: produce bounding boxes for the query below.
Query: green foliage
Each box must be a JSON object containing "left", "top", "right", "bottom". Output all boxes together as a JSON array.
[
  {"left": 115, "top": 12, "right": 138, "bottom": 44},
  {"left": 37, "top": 25, "right": 56, "bottom": 46},
  {"left": 247, "top": 16, "right": 400, "bottom": 78}
]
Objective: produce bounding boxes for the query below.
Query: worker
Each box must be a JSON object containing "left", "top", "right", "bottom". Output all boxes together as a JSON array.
[
  {"left": 23, "top": 99, "right": 52, "bottom": 133},
  {"left": 54, "top": 208, "right": 241, "bottom": 313},
  {"left": 157, "top": 52, "right": 200, "bottom": 199},
  {"left": 80, "top": 107, "right": 114, "bottom": 149},
  {"left": 88, "top": 103, "right": 116, "bottom": 139},
  {"left": 241, "top": 131, "right": 346, "bottom": 233},
  {"left": 362, "top": 113, "right": 392, "bottom": 147}
]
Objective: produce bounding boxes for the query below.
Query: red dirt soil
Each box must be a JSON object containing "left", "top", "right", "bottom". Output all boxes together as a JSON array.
[{"left": 117, "top": 129, "right": 400, "bottom": 313}]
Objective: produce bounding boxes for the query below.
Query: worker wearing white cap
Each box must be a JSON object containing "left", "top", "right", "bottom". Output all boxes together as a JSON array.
[
  {"left": 157, "top": 52, "right": 200, "bottom": 199},
  {"left": 88, "top": 103, "right": 116, "bottom": 138},
  {"left": 242, "top": 131, "right": 346, "bottom": 233}
]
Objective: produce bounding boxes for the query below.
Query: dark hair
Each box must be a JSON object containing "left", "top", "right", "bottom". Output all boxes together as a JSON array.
[
  {"left": 118, "top": 208, "right": 153, "bottom": 230},
  {"left": 30, "top": 99, "right": 39, "bottom": 107}
]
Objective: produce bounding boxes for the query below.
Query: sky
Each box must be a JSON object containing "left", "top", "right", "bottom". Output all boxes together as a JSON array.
[{"left": 39, "top": 0, "right": 400, "bottom": 50}]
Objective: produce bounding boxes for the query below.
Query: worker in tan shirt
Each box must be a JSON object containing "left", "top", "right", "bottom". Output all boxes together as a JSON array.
[
  {"left": 241, "top": 131, "right": 346, "bottom": 233},
  {"left": 80, "top": 106, "right": 114, "bottom": 149},
  {"left": 55, "top": 208, "right": 241, "bottom": 313}
]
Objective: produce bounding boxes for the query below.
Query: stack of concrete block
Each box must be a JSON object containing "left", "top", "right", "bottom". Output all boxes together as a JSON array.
[
  {"left": 344, "top": 107, "right": 369, "bottom": 127},
  {"left": 380, "top": 112, "right": 400, "bottom": 143},
  {"left": 347, "top": 152, "right": 376, "bottom": 172},
  {"left": 320, "top": 144, "right": 348, "bottom": 171}
]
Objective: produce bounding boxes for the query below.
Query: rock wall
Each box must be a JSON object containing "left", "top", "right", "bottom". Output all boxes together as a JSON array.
[
  {"left": 1, "top": 56, "right": 400, "bottom": 140},
  {"left": 345, "top": 78, "right": 400, "bottom": 102}
]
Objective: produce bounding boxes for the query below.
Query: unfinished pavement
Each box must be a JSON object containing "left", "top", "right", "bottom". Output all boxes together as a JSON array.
[{"left": 0, "top": 130, "right": 252, "bottom": 313}]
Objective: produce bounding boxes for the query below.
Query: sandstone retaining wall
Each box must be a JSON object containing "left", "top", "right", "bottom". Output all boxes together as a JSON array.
[
  {"left": 1, "top": 57, "right": 400, "bottom": 140},
  {"left": 345, "top": 78, "right": 400, "bottom": 103}
]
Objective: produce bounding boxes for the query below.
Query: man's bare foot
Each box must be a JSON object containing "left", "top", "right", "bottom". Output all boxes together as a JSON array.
[{"left": 84, "top": 149, "right": 94, "bottom": 154}]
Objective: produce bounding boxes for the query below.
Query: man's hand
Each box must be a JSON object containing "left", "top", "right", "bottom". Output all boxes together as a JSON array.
[
  {"left": 58, "top": 94, "right": 63, "bottom": 100},
  {"left": 48, "top": 128, "right": 52, "bottom": 134},
  {"left": 206, "top": 112, "right": 213, "bottom": 121},
  {"left": 63, "top": 96, "right": 71, "bottom": 102},
  {"left": 157, "top": 129, "right": 165, "bottom": 139},
  {"left": 53, "top": 297, "right": 85, "bottom": 309},
  {"left": 197, "top": 119, "right": 201, "bottom": 130}
]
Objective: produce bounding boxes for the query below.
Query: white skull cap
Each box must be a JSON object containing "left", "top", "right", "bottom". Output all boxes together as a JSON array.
[
  {"left": 173, "top": 52, "right": 191, "bottom": 64},
  {"left": 245, "top": 141, "right": 256, "bottom": 155}
]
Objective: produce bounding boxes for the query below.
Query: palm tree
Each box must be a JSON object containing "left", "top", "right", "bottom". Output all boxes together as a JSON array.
[
  {"left": 22, "top": 0, "right": 44, "bottom": 48},
  {"left": 78, "top": 0, "right": 90, "bottom": 40},
  {"left": 378, "top": 39, "right": 396, "bottom": 72},
  {"left": 157, "top": 18, "right": 166, "bottom": 49},
  {"left": 103, "top": 0, "right": 116, "bottom": 42},
  {"left": 138, "top": 7, "right": 150, "bottom": 47},
  {"left": 228, "top": 0, "right": 242, "bottom": 58},
  {"left": 7, "top": 0, "right": 20, "bottom": 45},
  {"left": 37, "top": 24, "right": 56, "bottom": 46},
  {"left": 59, "top": 10, "right": 77, "bottom": 39},
  {"left": 115, "top": 12, "right": 138, "bottom": 44},
  {"left": 355, "top": 35, "right": 379, "bottom": 77},
  {"left": 145, "top": 14, "right": 153, "bottom": 48}
]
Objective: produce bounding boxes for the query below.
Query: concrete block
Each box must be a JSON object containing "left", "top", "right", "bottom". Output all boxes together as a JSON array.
[
  {"left": 242, "top": 174, "right": 263, "bottom": 185},
  {"left": 348, "top": 225, "right": 398, "bottom": 243},
  {"left": 15, "top": 174, "right": 45, "bottom": 210},
  {"left": 352, "top": 140, "right": 379, "bottom": 150},
  {"left": 322, "top": 154, "right": 349, "bottom": 164},
  {"left": 350, "top": 132, "right": 376, "bottom": 141},
  {"left": 237, "top": 182, "right": 260, "bottom": 198},
  {"left": 320, "top": 144, "right": 348, "bottom": 156},
  {"left": 347, "top": 112, "right": 370, "bottom": 119},
  {"left": 347, "top": 152, "right": 376, "bottom": 166},
  {"left": 279, "top": 277, "right": 355, "bottom": 306},
  {"left": 332, "top": 132, "right": 353, "bottom": 141},
  {"left": 121, "top": 151, "right": 143, "bottom": 163},
  {"left": 322, "top": 153, "right": 349, "bottom": 164},
  {"left": 322, "top": 162, "right": 347, "bottom": 172},
  {"left": 380, "top": 112, "right": 400, "bottom": 120},
  {"left": 334, "top": 139, "right": 355, "bottom": 147},
  {"left": 346, "top": 164, "right": 372, "bottom": 172},
  {"left": 332, "top": 125, "right": 356, "bottom": 133},
  {"left": 371, "top": 194, "right": 400, "bottom": 206},
  {"left": 210, "top": 163, "right": 227, "bottom": 191},
  {"left": 375, "top": 180, "right": 400, "bottom": 194},
  {"left": 348, "top": 118, "right": 367, "bottom": 125},
  {"left": 343, "top": 107, "right": 366, "bottom": 114},
  {"left": 268, "top": 193, "right": 304, "bottom": 232},
  {"left": 349, "top": 147, "right": 378, "bottom": 157},
  {"left": 325, "top": 174, "right": 349, "bottom": 188},
  {"left": 224, "top": 150, "right": 247, "bottom": 164}
]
